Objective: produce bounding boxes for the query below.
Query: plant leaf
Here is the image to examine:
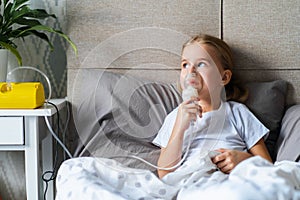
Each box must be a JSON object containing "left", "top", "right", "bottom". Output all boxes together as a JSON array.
[
  {"left": 10, "top": 27, "right": 33, "bottom": 38},
  {"left": 14, "top": 18, "right": 41, "bottom": 26},
  {"left": 13, "top": 0, "right": 29, "bottom": 10},
  {"left": 3, "top": 1, "right": 13, "bottom": 20},
  {"left": 0, "top": 0, "right": 77, "bottom": 64},
  {"left": 0, "top": 15, "right": 3, "bottom": 27},
  {"left": 18, "top": 25, "right": 78, "bottom": 55},
  {"left": 0, "top": 34, "right": 10, "bottom": 43},
  {"left": 0, "top": 41, "right": 22, "bottom": 65},
  {"left": 11, "top": 6, "right": 32, "bottom": 22},
  {"left": 52, "top": 30, "right": 78, "bottom": 55},
  {"left": 20, "top": 29, "right": 54, "bottom": 50},
  {"left": 3, "top": 0, "right": 9, "bottom": 8},
  {"left": 25, "top": 9, "right": 56, "bottom": 19}
]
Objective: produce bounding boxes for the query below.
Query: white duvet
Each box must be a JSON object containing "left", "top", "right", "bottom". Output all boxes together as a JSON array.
[{"left": 55, "top": 153, "right": 300, "bottom": 200}]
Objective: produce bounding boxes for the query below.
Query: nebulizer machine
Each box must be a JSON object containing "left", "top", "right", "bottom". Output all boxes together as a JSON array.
[
  {"left": 0, "top": 66, "right": 48, "bottom": 109},
  {"left": 0, "top": 66, "right": 72, "bottom": 158}
]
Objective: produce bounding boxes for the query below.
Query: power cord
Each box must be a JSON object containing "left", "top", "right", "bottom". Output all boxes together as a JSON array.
[
  {"left": 42, "top": 101, "right": 73, "bottom": 200},
  {"left": 6, "top": 66, "right": 73, "bottom": 158},
  {"left": 62, "top": 99, "right": 70, "bottom": 161},
  {"left": 44, "top": 102, "right": 73, "bottom": 159},
  {"left": 42, "top": 101, "right": 59, "bottom": 200},
  {"left": 6, "top": 66, "right": 73, "bottom": 200}
]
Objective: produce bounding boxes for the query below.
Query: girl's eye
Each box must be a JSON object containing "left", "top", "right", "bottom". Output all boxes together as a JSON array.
[
  {"left": 197, "top": 62, "right": 205, "bottom": 68},
  {"left": 182, "top": 63, "right": 189, "bottom": 69}
]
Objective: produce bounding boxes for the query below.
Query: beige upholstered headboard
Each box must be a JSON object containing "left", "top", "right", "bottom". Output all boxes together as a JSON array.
[{"left": 66, "top": 0, "right": 300, "bottom": 106}]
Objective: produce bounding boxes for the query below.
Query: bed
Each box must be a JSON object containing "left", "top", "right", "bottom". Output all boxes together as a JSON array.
[{"left": 56, "top": 0, "right": 300, "bottom": 199}]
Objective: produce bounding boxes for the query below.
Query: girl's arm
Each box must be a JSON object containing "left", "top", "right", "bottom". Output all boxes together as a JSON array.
[
  {"left": 157, "top": 131, "right": 184, "bottom": 178},
  {"left": 157, "top": 99, "right": 201, "bottom": 178},
  {"left": 211, "top": 138, "right": 272, "bottom": 174},
  {"left": 248, "top": 138, "right": 272, "bottom": 162}
]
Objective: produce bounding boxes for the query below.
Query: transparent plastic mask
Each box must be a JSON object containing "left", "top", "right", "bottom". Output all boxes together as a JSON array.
[{"left": 182, "top": 73, "right": 202, "bottom": 101}]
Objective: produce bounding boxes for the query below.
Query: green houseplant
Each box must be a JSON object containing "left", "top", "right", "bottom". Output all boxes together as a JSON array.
[{"left": 0, "top": 0, "right": 77, "bottom": 66}]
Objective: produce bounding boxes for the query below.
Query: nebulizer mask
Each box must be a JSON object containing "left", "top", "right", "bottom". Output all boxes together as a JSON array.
[{"left": 182, "top": 72, "right": 201, "bottom": 102}]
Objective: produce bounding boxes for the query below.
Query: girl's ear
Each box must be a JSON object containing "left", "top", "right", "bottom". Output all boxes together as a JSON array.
[{"left": 221, "top": 70, "right": 232, "bottom": 85}]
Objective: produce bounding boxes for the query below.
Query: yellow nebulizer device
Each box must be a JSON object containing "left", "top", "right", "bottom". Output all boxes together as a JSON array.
[
  {"left": 0, "top": 66, "right": 51, "bottom": 109},
  {"left": 0, "top": 82, "right": 45, "bottom": 109}
]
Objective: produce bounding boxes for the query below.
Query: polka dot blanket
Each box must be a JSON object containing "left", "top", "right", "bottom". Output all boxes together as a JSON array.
[{"left": 55, "top": 153, "right": 300, "bottom": 200}]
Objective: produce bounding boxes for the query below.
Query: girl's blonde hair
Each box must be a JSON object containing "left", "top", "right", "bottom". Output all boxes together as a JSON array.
[{"left": 182, "top": 34, "right": 248, "bottom": 102}]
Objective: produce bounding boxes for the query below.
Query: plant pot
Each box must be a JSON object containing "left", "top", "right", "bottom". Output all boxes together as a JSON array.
[{"left": 0, "top": 49, "right": 8, "bottom": 82}]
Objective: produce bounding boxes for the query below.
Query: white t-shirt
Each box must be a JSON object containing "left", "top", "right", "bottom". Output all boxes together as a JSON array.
[{"left": 152, "top": 101, "right": 269, "bottom": 160}]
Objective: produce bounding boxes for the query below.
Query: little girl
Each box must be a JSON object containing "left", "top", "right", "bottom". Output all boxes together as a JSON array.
[{"left": 153, "top": 34, "right": 272, "bottom": 178}]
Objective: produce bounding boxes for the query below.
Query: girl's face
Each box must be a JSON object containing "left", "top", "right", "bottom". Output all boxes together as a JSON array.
[{"left": 180, "top": 43, "right": 230, "bottom": 100}]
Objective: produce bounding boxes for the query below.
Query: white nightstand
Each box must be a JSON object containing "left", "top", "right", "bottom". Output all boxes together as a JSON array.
[{"left": 0, "top": 99, "right": 66, "bottom": 200}]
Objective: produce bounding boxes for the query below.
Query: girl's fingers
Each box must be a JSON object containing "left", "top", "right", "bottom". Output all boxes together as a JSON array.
[
  {"left": 184, "top": 104, "right": 202, "bottom": 115},
  {"left": 184, "top": 97, "right": 200, "bottom": 104},
  {"left": 198, "top": 105, "right": 202, "bottom": 118},
  {"left": 179, "top": 100, "right": 202, "bottom": 124}
]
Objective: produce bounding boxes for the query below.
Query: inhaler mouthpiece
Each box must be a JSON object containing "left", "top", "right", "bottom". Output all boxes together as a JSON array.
[
  {"left": 182, "top": 73, "right": 201, "bottom": 101},
  {"left": 182, "top": 86, "right": 198, "bottom": 102}
]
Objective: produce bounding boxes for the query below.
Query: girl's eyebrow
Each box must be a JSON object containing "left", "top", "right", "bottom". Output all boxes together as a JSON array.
[
  {"left": 181, "top": 58, "right": 211, "bottom": 63},
  {"left": 196, "top": 58, "right": 211, "bottom": 62}
]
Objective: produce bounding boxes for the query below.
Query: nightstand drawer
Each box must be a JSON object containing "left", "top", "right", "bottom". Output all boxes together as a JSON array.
[{"left": 0, "top": 117, "right": 24, "bottom": 145}]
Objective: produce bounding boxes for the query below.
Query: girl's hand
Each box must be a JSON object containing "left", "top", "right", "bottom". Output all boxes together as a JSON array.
[
  {"left": 211, "top": 148, "right": 252, "bottom": 174},
  {"left": 175, "top": 97, "right": 202, "bottom": 132}
]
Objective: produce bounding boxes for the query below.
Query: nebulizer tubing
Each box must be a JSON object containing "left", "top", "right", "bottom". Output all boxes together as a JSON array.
[
  {"left": 6, "top": 66, "right": 52, "bottom": 102},
  {"left": 6, "top": 66, "right": 73, "bottom": 158},
  {"left": 110, "top": 73, "right": 199, "bottom": 171},
  {"left": 110, "top": 124, "right": 196, "bottom": 171},
  {"left": 44, "top": 111, "right": 73, "bottom": 158}
]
